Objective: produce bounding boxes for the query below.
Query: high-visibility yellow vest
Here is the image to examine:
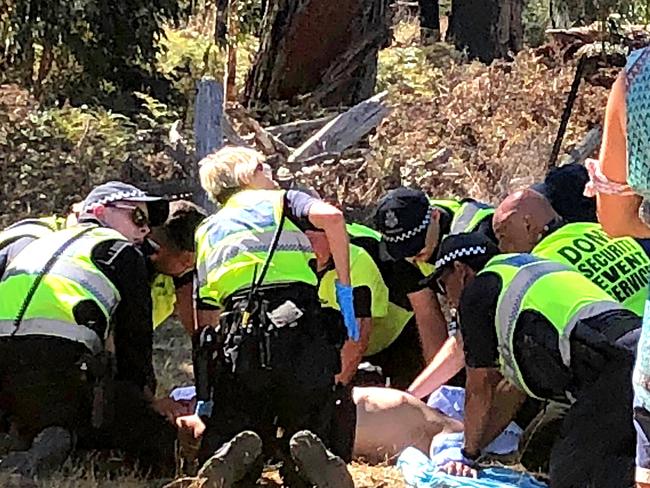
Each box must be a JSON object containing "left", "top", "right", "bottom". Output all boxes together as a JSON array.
[
  {"left": 347, "top": 223, "right": 415, "bottom": 355},
  {"left": 151, "top": 274, "right": 177, "bottom": 328},
  {"left": 0, "top": 225, "right": 125, "bottom": 353},
  {"left": 532, "top": 222, "right": 650, "bottom": 316},
  {"left": 0, "top": 216, "right": 66, "bottom": 250},
  {"left": 480, "top": 253, "right": 622, "bottom": 399},
  {"left": 319, "top": 243, "right": 389, "bottom": 314},
  {"left": 195, "top": 189, "right": 317, "bottom": 307},
  {"left": 346, "top": 223, "right": 382, "bottom": 241}
]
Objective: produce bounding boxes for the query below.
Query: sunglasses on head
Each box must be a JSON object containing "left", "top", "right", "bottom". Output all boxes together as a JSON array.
[{"left": 107, "top": 203, "right": 149, "bottom": 228}]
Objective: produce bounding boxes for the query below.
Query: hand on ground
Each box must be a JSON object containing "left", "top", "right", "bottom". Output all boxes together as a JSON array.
[
  {"left": 176, "top": 414, "right": 206, "bottom": 439},
  {"left": 439, "top": 460, "right": 478, "bottom": 478}
]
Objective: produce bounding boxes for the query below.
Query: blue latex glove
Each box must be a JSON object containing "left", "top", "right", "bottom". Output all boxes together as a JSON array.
[{"left": 335, "top": 281, "right": 360, "bottom": 341}]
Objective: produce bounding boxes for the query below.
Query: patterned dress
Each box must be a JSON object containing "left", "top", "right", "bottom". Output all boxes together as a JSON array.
[{"left": 627, "top": 46, "right": 650, "bottom": 482}]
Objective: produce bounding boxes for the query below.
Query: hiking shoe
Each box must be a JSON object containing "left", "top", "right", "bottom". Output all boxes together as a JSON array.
[
  {"left": 0, "top": 451, "right": 35, "bottom": 477},
  {"left": 0, "top": 427, "right": 72, "bottom": 478},
  {"left": 198, "top": 430, "right": 263, "bottom": 488},
  {"left": 29, "top": 427, "right": 72, "bottom": 475},
  {"left": 289, "top": 431, "right": 354, "bottom": 488}
]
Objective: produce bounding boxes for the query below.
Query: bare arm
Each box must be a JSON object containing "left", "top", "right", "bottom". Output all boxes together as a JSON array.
[
  {"left": 599, "top": 74, "right": 650, "bottom": 238},
  {"left": 478, "top": 377, "right": 527, "bottom": 448},
  {"left": 308, "top": 200, "right": 351, "bottom": 285},
  {"left": 408, "top": 334, "right": 465, "bottom": 398},
  {"left": 408, "top": 288, "right": 448, "bottom": 362},
  {"left": 463, "top": 367, "right": 502, "bottom": 456},
  {"left": 175, "top": 282, "right": 196, "bottom": 335},
  {"left": 336, "top": 318, "right": 372, "bottom": 385}
]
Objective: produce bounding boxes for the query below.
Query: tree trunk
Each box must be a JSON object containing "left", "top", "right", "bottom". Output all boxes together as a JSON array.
[
  {"left": 418, "top": 0, "right": 440, "bottom": 44},
  {"left": 447, "top": 0, "right": 523, "bottom": 64},
  {"left": 243, "top": 0, "right": 392, "bottom": 108}
]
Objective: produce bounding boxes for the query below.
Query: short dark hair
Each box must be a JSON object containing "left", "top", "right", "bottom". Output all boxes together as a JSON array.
[{"left": 151, "top": 200, "right": 207, "bottom": 252}]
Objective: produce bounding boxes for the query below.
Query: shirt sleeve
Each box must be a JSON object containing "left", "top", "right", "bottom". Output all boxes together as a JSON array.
[
  {"left": 0, "top": 237, "right": 36, "bottom": 276},
  {"left": 353, "top": 286, "right": 372, "bottom": 318},
  {"left": 284, "top": 190, "right": 318, "bottom": 232},
  {"left": 458, "top": 272, "right": 501, "bottom": 369},
  {"left": 92, "top": 240, "right": 156, "bottom": 392},
  {"left": 398, "top": 260, "right": 428, "bottom": 295}
]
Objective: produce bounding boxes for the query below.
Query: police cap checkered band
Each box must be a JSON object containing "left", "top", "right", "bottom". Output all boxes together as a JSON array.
[
  {"left": 81, "top": 181, "right": 169, "bottom": 226},
  {"left": 375, "top": 187, "right": 431, "bottom": 260},
  {"left": 421, "top": 232, "right": 500, "bottom": 288},
  {"left": 434, "top": 245, "right": 488, "bottom": 269},
  {"left": 382, "top": 208, "right": 432, "bottom": 243},
  {"left": 82, "top": 181, "right": 162, "bottom": 212}
]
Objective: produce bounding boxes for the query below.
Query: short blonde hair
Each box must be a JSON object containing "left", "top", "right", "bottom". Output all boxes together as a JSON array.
[{"left": 198, "top": 146, "right": 266, "bottom": 202}]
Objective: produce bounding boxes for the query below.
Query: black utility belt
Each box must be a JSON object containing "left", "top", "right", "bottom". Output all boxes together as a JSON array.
[
  {"left": 222, "top": 297, "right": 306, "bottom": 333},
  {"left": 225, "top": 282, "right": 319, "bottom": 312}
]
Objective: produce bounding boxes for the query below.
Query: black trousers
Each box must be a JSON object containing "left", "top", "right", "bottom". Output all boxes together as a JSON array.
[
  {"left": 361, "top": 317, "right": 426, "bottom": 390},
  {"left": 0, "top": 337, "right": 176, "bottom": 477},
  {"left": 548, "top": 362, "right": 635, "bottom": 488},
  {"left": 199, "top": 284, "right": 354, "bottom": 466}
]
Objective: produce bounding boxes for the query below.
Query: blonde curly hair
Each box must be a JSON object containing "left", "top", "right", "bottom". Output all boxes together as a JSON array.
[{"left": 198, "top": 146, "right": 266, "bottom": 202}]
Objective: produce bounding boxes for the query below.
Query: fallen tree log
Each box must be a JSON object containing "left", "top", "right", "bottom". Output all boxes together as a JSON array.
[
  {"left": 226, "top": 104, "right": 291, "bottom": 159},
  {"left": 266, "top": 115, "right": 336, "bottom": 146},
  {"left": 288, "top": 91, "right": 391, "bottom": 164}
]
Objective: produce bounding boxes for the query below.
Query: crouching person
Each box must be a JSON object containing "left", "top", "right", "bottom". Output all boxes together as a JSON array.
[
  {"left": 0, "top": 182, "right": 178, "bottom": 479},
  {"left": 177, "top": 147, "right": 357, "bottom": 488},
  {"left": 430, "top": 233, "right": 639, "bottom": 488}
]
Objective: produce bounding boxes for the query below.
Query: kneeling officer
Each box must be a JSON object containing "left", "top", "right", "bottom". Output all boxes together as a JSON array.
[
  {"left": 177, "top": 147, "right": 357, "bottom": 488},
  {"left": 429, "top": 233, "right": 640, "bottom": 488}
]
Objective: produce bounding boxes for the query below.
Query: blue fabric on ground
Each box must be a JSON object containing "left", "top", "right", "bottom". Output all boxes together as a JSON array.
[
  {"left": 398, "top": 447, "right": 547, "bottom": 488},
  {"left": 427, "top": 386, "right": 522, "bottom": 455}
]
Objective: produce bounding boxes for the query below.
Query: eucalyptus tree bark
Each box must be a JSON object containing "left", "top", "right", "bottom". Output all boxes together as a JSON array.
[{"left": 243, "top": 0, "right": 392, "bottom": 108}]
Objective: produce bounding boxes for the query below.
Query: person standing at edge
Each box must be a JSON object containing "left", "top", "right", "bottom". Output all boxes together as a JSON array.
[{"left": 589, "top": 46, "right": 650, "bottom": 488}]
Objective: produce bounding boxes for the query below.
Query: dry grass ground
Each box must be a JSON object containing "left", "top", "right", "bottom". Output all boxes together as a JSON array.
[{"left": 0, "top": 320, "right": 406, "bottom": 487}]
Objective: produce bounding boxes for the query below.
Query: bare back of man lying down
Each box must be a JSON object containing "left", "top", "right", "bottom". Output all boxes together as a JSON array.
[
  {"left": 168, "top": 385, "right": 463, "bottom": 465},
  {"left": 352, "top": 387, "right": 462, "bottom": 464}
]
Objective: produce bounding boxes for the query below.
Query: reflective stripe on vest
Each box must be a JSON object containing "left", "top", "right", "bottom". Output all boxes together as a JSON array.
[
  {"left": 205, "top": 229, "right": 313, "bottom": 273},
  {"left": 319, "top": 244, "right": 389, "bottom": 318},
  {"left": 0, "top": 226, "right": 124, "bottom": 348},
  {"left": 0, "top": 217, "right": 64, "bottom": 250},
  {"left": 532, "top": 223, "right": 650, "bottom": 316},
  {"left": 486, "top": 254, "right": 622, "bottom": 399},
  {"left": 3, "top": 263, "right": 118, "bottom": 314},
  {"left": 450, "top": 201, "right": 494, "bottom": 235},
  {"left": 0, "top": 318, "right": 102, "bottom": 354},
  {"left": 196, "top": 190, "right": 317, "bottom": 307}
]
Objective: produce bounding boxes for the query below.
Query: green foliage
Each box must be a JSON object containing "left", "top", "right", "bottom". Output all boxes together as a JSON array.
[
  {"left": 1, "top": 0, "right": 180, "bottom": 99},
  {"left": 523, "top": 0, "right": 650, "bottom": 46},
  {"left": 0, "top": 89, "right": 176, "bottom": 226}
]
